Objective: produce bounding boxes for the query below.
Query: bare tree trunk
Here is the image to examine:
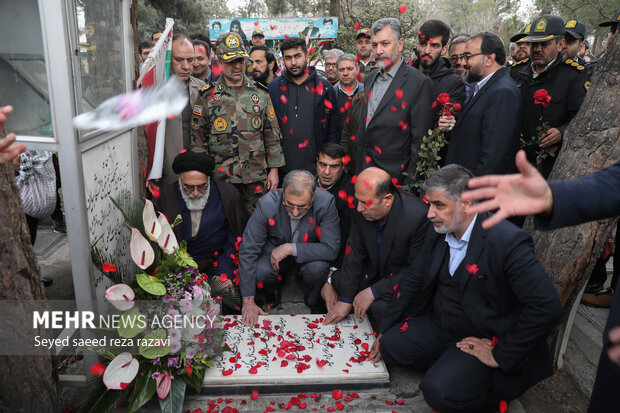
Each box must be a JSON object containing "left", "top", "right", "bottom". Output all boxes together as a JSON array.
[
  {"left": 131, "top": 0, "right": 139, "bottom": 89},
  {"left": 0, "top": 163, "right": 58, "bottom": 411},
  {"left": 329, "top": 0, "right": 340, "bottom": 19},
  {"left": 524, "top": 34, "right": 620, "bottom": 349}
]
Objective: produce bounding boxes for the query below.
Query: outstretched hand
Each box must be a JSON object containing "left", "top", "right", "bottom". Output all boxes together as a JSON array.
[
  {"left": 462, "top": 150, "right": 554, "bottom": 229},
  {"left": 0, "top": 106, "right": 26, "bottom": 165}
]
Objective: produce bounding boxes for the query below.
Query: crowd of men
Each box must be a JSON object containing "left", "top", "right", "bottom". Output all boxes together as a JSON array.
[{"left": 139, "top": 10, "right": 619, "bottom": 413}]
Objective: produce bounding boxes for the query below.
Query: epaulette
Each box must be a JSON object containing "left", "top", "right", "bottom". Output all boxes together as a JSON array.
[
  {"left": 200, "top": 83, "right": 212, "bottom": 93},
  {"left": 564, "top": 58, "right": 585, "bottom": 71},
  {"left": 512, "top": 57, "right": 529, "bottom": 66}
]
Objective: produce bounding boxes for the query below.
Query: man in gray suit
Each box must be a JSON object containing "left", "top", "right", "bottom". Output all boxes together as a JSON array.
[{"left": 239, "top": 170, "right": 340, "bottom": 325}]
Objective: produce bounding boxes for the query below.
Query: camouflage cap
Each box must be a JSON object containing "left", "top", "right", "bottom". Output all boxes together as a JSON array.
[
  {"left": 520, "top": 15, "right": 565, "bottom": 43},
  {"left": 356, "top": 28, "right": 371, "bottom": 39},
  {"left": 599, "top": 9, "right": 620, "bottom": 27},
  {"left": 252, "top": 28, "right": 265, "bottom": 37},
  {"left": 564, "top": 19, "right": 586, "bottom": 40},
  {"left": 215, "top": 32, "right": 249, "bottom": 62}
]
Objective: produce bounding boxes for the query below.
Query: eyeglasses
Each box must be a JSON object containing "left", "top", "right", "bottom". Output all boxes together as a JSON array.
[
  {"left": 450, "top": 52, "right": 485, "bottom": 62},
  {"left": 283, "top": 199, "right": 312, "bottom": 213},
  {"left": 325, "top": 62, "right": 337, "bottom": 68},
  {"left": 182, "top": 182, "right": 209, "bottom": 193}
]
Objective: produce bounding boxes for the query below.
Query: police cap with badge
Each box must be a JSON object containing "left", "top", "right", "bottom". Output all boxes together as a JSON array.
[
  {"left": 215, "top": 32, "right": 249, "bottom": 62},
  {"left": 252, "top": 29, "right": 265, "bottom": 38},
  {"left": 564, "top": 19, "right": 586, "bottom": 40},
  {"left": 599, "top": 9, "right": 620, "bottom": 29},
  {"left": 356, "top": 28, "right": 371, "bottom": 39},
  {"left": 510, "top": 24, "right": 531, "bottom": 43},
  {"left": 520, "top": 14, "right": 565, "bottom": 43}
]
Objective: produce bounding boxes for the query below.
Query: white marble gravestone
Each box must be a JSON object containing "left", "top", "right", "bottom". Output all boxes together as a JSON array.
[{"left": 203, "top": 314, "right": 389, "bottom": 388}]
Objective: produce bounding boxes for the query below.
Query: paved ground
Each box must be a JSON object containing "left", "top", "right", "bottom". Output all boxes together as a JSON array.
[{"left": 36, "top": 227, "right": 590, "bottom": 412}]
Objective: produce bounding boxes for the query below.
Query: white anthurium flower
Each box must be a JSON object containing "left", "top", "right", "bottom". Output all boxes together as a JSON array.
[
  {"left": 104, "top": 284, "right": 135, "bottom": 311},
  {"left": 102, "top": 352, "right": 139, "bottom": 390},
  {"left": 130, "top": 227, "right": 155, "bottom": 269},
  {"left": 156, "top": 212, "right": 179, "bottom": 254},
  {"left": 143, "top": 199, "right": 161, "bottom": 242}
]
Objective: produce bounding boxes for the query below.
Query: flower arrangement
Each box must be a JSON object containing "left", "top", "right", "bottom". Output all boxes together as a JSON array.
[
  {"left": 81, "top": 198, "right": 228, "bottom": 413},
  {"left": 526, "top": 89, "right": 558, "bottom": 167},
  {"left": 404, "top": 92, "right": 461, "bottom": 195}
]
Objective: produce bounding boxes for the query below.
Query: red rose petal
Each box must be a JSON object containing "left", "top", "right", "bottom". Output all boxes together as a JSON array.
[
  {"left": 251, "top": 390, "right": 259, "bottom": 400},
  {"left": 89, "top": 362, "right": 106, "bottom": 376},
  {"left": 499, "top": 400, "right": 508, "bottom": 413},
  {"left": 269, "top": 218, "right": 275, "bottom": 226},
  {"left": 332, "top": 389, "right": 343, "bottom": 400},
  {"left": 395, "top": 89, "right": 403, "bottom": 100},
  {"left": 466, "top": 263, "right": 479, "bottom": 275},
  {"left": 400, "top": 321, "right": 408, "bottom": 332},
  {"left": 354, "top": 21, "right": 360, "bottom": 30},
  {"left": 399, "top": 4, "right": 406, "bottom": 13},
  {"left": 150, "top": 186, "right": 160, "bottom": 198},
  {"left": 101, "top": 263, "right": 117, "bottom": 273}
]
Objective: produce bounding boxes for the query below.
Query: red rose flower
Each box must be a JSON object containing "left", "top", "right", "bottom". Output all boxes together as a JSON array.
[
  {"left": 533, "top": 89, "right": 551, "bottom": 107},
  {"left": 437, "top": 93, "right": 450, "bottom": 106}
]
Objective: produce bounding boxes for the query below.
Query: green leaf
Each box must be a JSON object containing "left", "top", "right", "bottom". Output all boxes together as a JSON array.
[
  {"left": 183, "top": 367, "right": 206, "bottom": 394},
  {"left": 119, "top": 309, "right": 147, "bottom": 338},
  {"left": 128, "top": 364, "right": 157, "bottom": 413},
  {"left": 159, "top": 375, "right": 186, "bottom": 413},
  {"left": 139, "top": 329, "right": 171, "bottom": 359},
  {"left": 136, "top": 273, "right": 166, "bottom": 296}
]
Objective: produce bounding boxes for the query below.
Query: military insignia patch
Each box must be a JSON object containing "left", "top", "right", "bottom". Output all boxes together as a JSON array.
[
  {"left": 251, "top": 115, "right": 262, "bottom": 129},
  {"left": 225, "top": 34, "right": 239, "bottom": 48},
  {"left": 584, "top": 81, "right": 591, "bottom": 91},
  {"left": 566, "top": 20, "right": 577, "bottom": 29},
  {"left": 214, "top": 117, "right": 228, "bottom": 131},
  {"left": 192, "top": 105, "right": 203, "bottom": 116},
  {"left": 251, "top": 93, "right": 260, "bottom": 103},
  {"left": 253, "top": 105, "right": 261, "bottom": 113},
  {"left": 191, "top": 116, "right": 200, "bottom": 130},
  {"left": 268, "top": 104, "right": 275, "bottom": 119},
  {"left": 524, "top": 24, "right": 531, "bottom": 33},
  {"left": 214, "top": 93, "right": 222, "bottom": 101},
  {"left": 217, "top": 84, "right": 224, "bottom": 91},
  {"left": 247, "top": 65, "right": 253, "bottom": 74},
  {"left": 535, "top": 19, "right": 547, "bottom": 32}
]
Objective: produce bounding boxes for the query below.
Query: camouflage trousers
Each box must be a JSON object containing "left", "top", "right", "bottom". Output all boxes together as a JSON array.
[{"left": 232, "top": 181, "right": 267, "bottom": 215}]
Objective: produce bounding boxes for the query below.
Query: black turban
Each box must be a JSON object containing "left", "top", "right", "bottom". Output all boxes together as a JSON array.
[{"left": 172, "top": 150, "right": 215, "bottom": 176}]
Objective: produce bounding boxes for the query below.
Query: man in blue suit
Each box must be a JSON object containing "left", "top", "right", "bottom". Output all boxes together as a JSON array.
[
  {"left": 369, "top": 164, "right": 562, "bottom": 412},
  {"left": 443, "top": 32, "right": 522, "bottom": 176}
]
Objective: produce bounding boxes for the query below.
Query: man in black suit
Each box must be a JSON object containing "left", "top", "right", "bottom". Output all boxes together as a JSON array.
[
  {"left": 369, "top": 164, "right": 562, "bottom": 412},
  {"left": 356, "top": 18, "right": 434, "bottom": 185},
  {"left": 463, "top": 150, "right": 620, "bottom": 413},
  {"left": 443, "top": 32, "right": 522, "bottom": 176},
  {"left": 322, "top": 167, "right": 429, "bottom": 324}
]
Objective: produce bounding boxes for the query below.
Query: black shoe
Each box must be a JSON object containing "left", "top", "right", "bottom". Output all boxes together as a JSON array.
[
  {"left": 265, "top": 289, "right": 281, "bottom": 310},
  {"left": 42, "top": 277, "right": 53, "bottom": 287},
  {"left": 52, "top": 219, "right": 66, "bottom": 234}
]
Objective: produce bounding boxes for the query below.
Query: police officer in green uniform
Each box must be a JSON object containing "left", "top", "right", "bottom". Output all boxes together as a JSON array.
[
  {"left": 510, "top": 15, "right": 589, "bottom": 179},
  {"left": 191, "top": 32, "right": 285, "bottom": 213},
  {"left": 355, "top": 28, "right": 374, "bottom": 82}
]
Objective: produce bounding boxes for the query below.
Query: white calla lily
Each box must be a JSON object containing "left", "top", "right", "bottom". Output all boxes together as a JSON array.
[
  {"left": 130, "top": 227, "right": 155, "bottom": 269},
  {"left": 104, "top": 284, "right": 135, "bottom": 311},
  {"left": 142, "top": 199, "right": 161, "bottom": 241},
  {"left": 156, "top": 212, "right": 179, "bottom": 254},
  {"left": 102, "top": 352, "right": 139, "bottom": 390}
]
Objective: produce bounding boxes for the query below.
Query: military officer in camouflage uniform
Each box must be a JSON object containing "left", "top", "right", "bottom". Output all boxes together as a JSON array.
[{"left": 191, "top": 32, "right": 285, "bottom": 213}]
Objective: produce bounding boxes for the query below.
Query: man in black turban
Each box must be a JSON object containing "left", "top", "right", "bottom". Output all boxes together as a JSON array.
[{"left": 153, "top": 150, "right": 249, "bottom": 286}]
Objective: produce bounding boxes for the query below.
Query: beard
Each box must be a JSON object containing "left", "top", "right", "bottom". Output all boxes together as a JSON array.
[
  {"left": 430, "top": 208, "right": 465, "bottom": 235},
  {"left": 466, "top": 66, "right": 484, "bottom": 83},
  {"left": 376, "top": 49, "right": 399, "bottom": 71},
  {"left": 179, "top": 179, "right": 210, "bottom": 211},
  {"left": 252, "top": 68, "right": 268, "bottom": 84},
  {"left": 287, "top": 60, "right": 308, "bottom": 79}
]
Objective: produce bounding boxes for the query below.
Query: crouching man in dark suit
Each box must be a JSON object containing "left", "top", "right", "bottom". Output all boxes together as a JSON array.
[
  {"left": 322, "top": 167, "right": 428, "bottom": 324},
  {"left": 369, "top": 164, "right": 562, "bottom": 413},
  {"left": 239, "top": 170, "right": 340, "bottom": 326}
]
